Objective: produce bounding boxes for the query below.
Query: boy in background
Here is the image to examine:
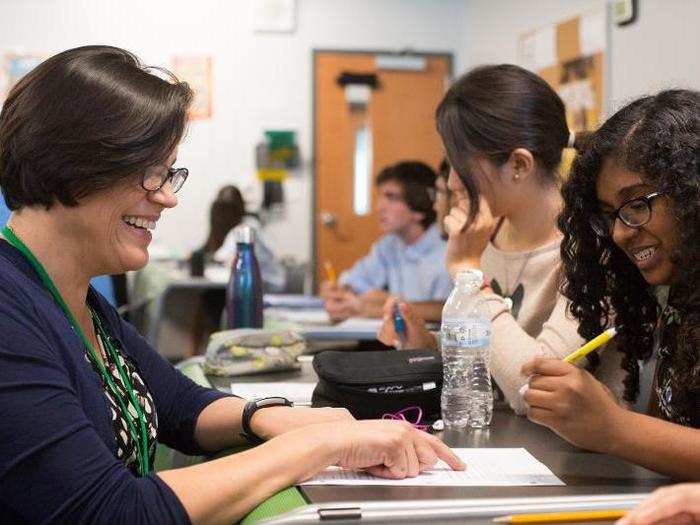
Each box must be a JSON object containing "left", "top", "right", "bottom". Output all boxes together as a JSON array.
[{"left": 321, "top": 161, "right": 452, "bottom": 321}]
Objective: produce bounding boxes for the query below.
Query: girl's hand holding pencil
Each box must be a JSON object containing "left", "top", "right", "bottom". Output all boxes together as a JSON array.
[{"left": 519, "top": 327, "right": 625, "bottom": 452}]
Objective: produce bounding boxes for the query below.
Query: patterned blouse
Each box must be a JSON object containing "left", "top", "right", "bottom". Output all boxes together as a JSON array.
[
  {"left": 655, "top": 292, "right": 700, "bottom": 428},
  {"left": 88, "top": 327, "right": 158, "bottom": 475}
]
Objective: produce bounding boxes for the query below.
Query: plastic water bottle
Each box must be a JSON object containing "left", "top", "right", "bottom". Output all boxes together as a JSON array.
[
  {"left": 226, "top": 225, "right": 263, "bottom": 329},
  {"left": 440, "top": 269, "right": 493, "bottom": 429}
]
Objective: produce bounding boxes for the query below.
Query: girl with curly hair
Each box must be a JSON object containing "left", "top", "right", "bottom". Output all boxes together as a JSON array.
[{"left": 522, "top": 89, "right": 700, "bottom": 479}]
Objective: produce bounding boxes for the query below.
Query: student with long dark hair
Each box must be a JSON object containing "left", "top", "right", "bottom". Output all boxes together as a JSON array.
[
  {"left": 199, "top": 184, "right": 285, "bottom": 291},
  {"left": 379, "top": 64, "right": 626, "bottom": 412},
  {"left": 522, "top": 89, "right": 700, "bottom": 479}
]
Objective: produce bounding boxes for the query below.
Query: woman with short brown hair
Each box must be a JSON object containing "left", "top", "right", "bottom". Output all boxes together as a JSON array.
[{"left": 0, "top": 45, "right": 462, "bottom": 524}]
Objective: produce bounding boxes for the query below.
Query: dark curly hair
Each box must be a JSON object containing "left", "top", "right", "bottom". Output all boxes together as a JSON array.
[{"left": 559, "top": 89, "right": 700, "bottom": 405}]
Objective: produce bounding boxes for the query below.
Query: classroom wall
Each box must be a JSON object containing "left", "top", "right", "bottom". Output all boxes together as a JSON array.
[
  {"left": 2, "top": 0, "right": 698, "bottom": 266},
  {"left": 462, "top": 0, "right": 700, "bottom": 114},
  {"left": 0, "top": 0, "right": 468, "bottom": 262}
]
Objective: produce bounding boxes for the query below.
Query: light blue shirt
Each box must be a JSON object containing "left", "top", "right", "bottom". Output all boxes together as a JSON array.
[
  {"left": 339, "top": 223, "right": 453, "bottom": 301},
  {"left": 0, "top": 194, "right": 10, "bottom": 227}
]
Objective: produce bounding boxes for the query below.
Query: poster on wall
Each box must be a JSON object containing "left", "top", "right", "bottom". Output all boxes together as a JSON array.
[
  {"left": 172, "top": 56, "right": 213, "bottom": 120},
  {"left": 518, "top": 10, "right": 606, "bottom": 173},
  {"left": 0, "top": 52, "right": 45, "bottom": 105}
]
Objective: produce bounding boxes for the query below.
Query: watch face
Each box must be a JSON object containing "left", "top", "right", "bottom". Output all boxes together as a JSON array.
[{"left": 257, "top": 396, "right": 292, "bottom": 407}]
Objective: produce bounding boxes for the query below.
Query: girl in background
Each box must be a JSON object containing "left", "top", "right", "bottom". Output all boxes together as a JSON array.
[{"left": 198, "top": 184, "right": 286, "bottom": 291}]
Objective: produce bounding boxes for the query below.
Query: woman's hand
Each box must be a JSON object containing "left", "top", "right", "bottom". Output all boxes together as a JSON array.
[
  {"left": 617, "top": 484, "right": 700, "bottom": 525},
  {"left": 313, "top": 419, "right": 466, "bottom": 480},
  {"left": 377, "top": 297, "right": 438, "bottom": 350},
  {"left": 250, "top": 406, "right": 355, "bottom": 441},
  {"left": 444, "top": 196, "right": 499, "bottom": 279},
  {"left": 520, "top": 357, "right": 625, "bottom": 452}
]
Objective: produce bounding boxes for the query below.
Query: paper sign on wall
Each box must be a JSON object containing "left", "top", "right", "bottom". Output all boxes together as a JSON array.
[{"left": 173, "top": 56, "right": 213, "bottom": 120}]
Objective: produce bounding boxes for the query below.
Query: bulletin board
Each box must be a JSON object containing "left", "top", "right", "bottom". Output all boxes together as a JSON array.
[{"left": 518, "top": 9, "right": 607, "bottom": 135}]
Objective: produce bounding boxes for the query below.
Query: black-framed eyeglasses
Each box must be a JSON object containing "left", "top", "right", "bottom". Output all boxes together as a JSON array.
[
  {"left": 589, "top": 191, "right": 666, "bottom": 237},
  {"left": 141, "top": 166, "right": 189, "bottom": 193}
]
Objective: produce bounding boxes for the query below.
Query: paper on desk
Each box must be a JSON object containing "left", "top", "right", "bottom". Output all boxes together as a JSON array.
[
  {"left": 204, "top": 265, "right": 230, "bottom": 283},
  {"left": 265, "top": 307, "right": 331, "bottom": 326},
  {"left": 231, "top": 382, "right": 317, "bottom": 405},
  {"left": 300, "top": 317, "right": 383, "bottom": 341},
  {"left": 263, "top": 294, "right": 325, "bottom": 309},
  {"left": 301, "top": 448, "right": 564, "bottom": 487}
]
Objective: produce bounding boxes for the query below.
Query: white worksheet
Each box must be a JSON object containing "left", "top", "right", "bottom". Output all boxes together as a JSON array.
[
  {"left": 265, "top": 307, "right": 331, "bottom": 325},
  {"left": 301, "top": 448, "right": 564, "bottom": 487},
  {"left": 230, "top": 382, "right": 317, "bottom": 406},
  {"left": 300, "top": 317, "right": 383, "bottom": 341}
]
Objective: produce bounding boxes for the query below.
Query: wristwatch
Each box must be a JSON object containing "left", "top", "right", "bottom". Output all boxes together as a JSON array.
[{"left": 240, "top": 396, "right": 293, "bottom": 444}]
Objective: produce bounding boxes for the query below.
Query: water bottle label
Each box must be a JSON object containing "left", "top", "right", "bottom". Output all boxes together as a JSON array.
[{"left": 441, "top": 319, "right": 491, "bottom": 348}]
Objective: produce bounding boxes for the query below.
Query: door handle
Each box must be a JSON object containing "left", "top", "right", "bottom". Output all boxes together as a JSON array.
[{"left": 319, "top": 211, "right": 338, "bottom": 228}]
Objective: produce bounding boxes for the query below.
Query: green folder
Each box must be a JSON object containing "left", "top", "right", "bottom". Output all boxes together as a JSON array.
[{"left": 240, "top": 486, "right": 307, "bottom": 524}]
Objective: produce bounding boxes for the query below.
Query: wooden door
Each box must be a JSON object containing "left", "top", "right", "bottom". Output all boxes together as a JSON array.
[{"left": 313, "top": 50, "right": 451, "bottom": 289}]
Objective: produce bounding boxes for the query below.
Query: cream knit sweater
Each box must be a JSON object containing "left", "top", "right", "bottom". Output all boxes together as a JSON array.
[{"left": 477, "top": 238, "right": 626, "bottom": 415}]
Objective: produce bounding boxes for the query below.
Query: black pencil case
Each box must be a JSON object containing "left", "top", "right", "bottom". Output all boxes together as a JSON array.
[{"left": 311, "top": 349, "right": 442, "bottom": 420}]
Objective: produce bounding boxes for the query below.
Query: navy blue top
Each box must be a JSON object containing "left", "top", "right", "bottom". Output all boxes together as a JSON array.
[{"left": 0, "top": 240, "right": 232, "bottom": 524}]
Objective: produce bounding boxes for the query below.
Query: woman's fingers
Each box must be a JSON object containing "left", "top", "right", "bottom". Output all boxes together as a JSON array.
[
  {"left": 525, "top": 406, "right": 556, "bottom": 427},
  {"left": 405, "top": 446, "right": 420, "bottom": 478},
  {"left": 423, "top": 433, "right": 466, "bottom": 471},
  {"left": 333, "top": 421, "right": 465, "bottom": 480},
  {"left": 521, "top": 357, "right": 574, "bottom": 377},
  {"left": 444, "top": 213, "right": 466, "bottom": 237},
  {"left": 399, "top": 303, "right": 424, "bottom": 335},
  {"left": 521, "top": 388, "right": 560, "bottom": 412},
  {"left": 377, "top": 314, "right": 398, "bottom": 347},
  {"left": 527, "top": 374, "right": 563, "bottom": 392},
  {"left": 414, "top": 441, "right": 439, "bottom": 471},
  {"left": 382, "top": 296, "right": 398, "bottom": 316}
]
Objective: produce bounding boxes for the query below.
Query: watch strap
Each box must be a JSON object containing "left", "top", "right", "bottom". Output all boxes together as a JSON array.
[{"left": 240, "top": 396, "right": 293, "bottom": 444}]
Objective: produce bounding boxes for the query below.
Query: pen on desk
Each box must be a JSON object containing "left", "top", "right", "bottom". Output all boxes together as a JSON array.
[
  {"left": 563, "top": 326, "right": 621, "bottom": 364},
  {"left": 393, "top": 302, "right": 407, "bottom": 350},
  {"left": 323, "top": 260, "right": 337, "bottom": 284},
  {"left": 493, "top": 509, "right": 628, "bottom": 523}
]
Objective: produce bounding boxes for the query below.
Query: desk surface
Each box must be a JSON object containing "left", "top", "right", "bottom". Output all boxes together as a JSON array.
[{"left": 208, "top": 361, "right": 668, "bottom": 507}]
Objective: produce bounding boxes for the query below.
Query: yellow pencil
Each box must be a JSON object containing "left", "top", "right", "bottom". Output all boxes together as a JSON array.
[
  {"left": 563, "top": 326, "right": 619, "bottom": 364},
  {"left": 323, "top": 260, "right": 337, "bottom": 283},
  {"left": 493, "top": 509, "right": 627, "bottom": 523}
]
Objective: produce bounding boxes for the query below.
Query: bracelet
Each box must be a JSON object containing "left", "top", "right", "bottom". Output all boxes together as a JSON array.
[{"left": 240, "top": 396, "right": 293, "bottom": 444}]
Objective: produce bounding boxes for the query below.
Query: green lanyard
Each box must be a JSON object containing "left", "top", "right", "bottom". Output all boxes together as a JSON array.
[{"left": 1, "top": 225, "right": 151, "bottom": 476}]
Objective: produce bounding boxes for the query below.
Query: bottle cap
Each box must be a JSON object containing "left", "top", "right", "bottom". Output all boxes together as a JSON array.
[{"left": 234, "top": 224, "right": 255, "bottom": 244}]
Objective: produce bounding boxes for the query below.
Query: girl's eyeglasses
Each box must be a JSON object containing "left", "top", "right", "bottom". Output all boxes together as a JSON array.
[{"left": 589, "top": 191, "right": 665, "bottom": 237}]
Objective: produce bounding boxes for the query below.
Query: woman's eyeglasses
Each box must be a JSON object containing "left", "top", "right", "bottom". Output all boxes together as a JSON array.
[
  {"left": 589, "top": 191, "right": 666, "bottom": 237},
  {"left": 141, "top": 166, "right": 189, "bottom": 193}
]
